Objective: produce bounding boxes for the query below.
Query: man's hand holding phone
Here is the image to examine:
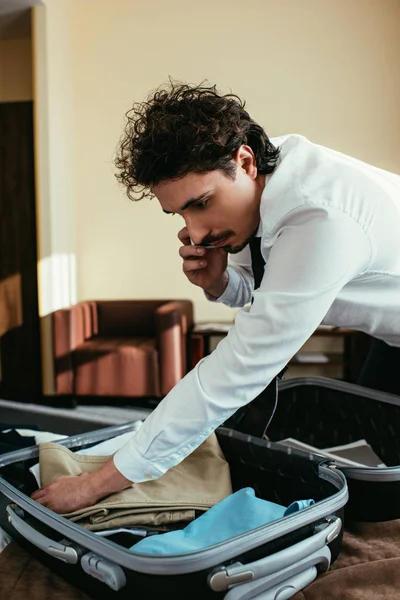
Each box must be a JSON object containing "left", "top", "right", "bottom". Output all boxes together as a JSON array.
[{"left": 178, "top": 227, "right": 229, "bottom": 299}]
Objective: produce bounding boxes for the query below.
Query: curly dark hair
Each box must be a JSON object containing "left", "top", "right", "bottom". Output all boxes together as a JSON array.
[{"left": 115, "top": 80, "right": 280, "bottom": 200}]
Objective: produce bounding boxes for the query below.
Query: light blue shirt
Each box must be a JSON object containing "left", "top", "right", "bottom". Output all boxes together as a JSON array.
[
  {"left": 130, "top": 487, "right": 314, "bottom": 555},
  {"left": 114, "top": 134, "right": 400, "bottom": 483}
]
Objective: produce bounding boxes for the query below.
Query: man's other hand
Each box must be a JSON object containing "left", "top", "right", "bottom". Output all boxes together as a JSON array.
[
  {"left": 31, "top": 473, "right": 99, "bottom": 513},
  {"left": 31, "top": 458, "right": 133, "bottom": 514}
]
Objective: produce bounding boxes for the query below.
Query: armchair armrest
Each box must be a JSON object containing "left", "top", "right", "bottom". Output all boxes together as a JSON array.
[
  {"left": 155, "top": 300, "right": 194, "bottom": 396},
  {"left": 51, "top": 301, "right": 94, "bottom": 394}
]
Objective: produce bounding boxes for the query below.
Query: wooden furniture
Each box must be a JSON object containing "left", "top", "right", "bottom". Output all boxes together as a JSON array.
[
  {"left": 189, "top": 322, "right": 233, "bottom": 368},
  {"left": 0, "top": 102, "right": 42, "bottom": 401},
  {"left": 190, "top": 322, "right": 372, "bottom": 382}
]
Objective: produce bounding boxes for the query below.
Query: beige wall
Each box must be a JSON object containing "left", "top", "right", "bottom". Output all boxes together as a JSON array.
[
  {"left": 69, "top": 0, "right": 400, "bottom": 321},
  {"left": 0, "top": 37, "right": 32, "bottom": 101},
  {"left": 32, "top": 1, "right": 78, "bottom": 392},
  {"left": 33, "top": 0, "right": 400, "bottom": 388}
]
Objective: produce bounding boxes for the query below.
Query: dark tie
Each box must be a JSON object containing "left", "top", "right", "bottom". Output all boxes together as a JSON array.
[{"left": 249, "top": 236, "right": 265, "bottom": 291}]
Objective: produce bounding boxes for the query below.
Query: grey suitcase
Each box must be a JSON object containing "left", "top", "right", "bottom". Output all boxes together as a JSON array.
[{"left": 0, "top": 420, "right": 347, "bottom": 599}]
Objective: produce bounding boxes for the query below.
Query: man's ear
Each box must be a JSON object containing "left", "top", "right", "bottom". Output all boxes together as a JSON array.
[{"left": 233, "top": 145, "right": 258, "bottom": 179}]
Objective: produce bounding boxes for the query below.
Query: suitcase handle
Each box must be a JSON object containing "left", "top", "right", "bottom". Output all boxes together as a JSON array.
[
  {"left": 6, "top": 504, "right": 79, "bottom": 564},
  {"left": 225, "top": 562, "right": 321, "bottom": 600},
  {"left": 208, "top": 516, "right": 341, "bottom": 593}
]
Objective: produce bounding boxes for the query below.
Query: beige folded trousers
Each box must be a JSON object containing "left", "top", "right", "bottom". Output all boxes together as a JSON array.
[{"left": 39, "top": 433, "right": 232, "bottom": 530}]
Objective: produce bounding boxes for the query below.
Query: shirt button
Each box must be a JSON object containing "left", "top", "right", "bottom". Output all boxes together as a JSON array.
[{"left": 145, "top": 472, "right": 153, "bottom": 480}]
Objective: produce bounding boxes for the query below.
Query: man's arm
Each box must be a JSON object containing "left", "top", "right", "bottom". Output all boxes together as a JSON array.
[
  {"left": 112, "top": 204, "right": 372, "bottom": 483},
  {"left": 33, "top": 205, "right": 372, "bottom": 511}
]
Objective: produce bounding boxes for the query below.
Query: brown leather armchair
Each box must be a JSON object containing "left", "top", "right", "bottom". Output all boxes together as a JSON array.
[{"left": 51, "top": 299, "right": 194, "bottom": 398}]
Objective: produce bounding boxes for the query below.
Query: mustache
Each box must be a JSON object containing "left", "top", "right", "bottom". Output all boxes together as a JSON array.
[{"left": 201, "top": 230, "right": 234, "bottom": 246}]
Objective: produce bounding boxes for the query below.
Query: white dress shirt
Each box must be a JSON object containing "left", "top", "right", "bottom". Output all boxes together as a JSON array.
[{"left": 114, "top": 134, "right": 400, "bottom": 482}]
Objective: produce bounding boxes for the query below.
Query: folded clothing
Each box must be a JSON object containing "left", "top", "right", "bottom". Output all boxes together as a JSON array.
[
  {"left": 30, "top": 431, "right": 134, "bottom": 487},
  {"left": 38, "top": 432, "right": 233, "bottom": 530},
  {"left": 131, "top": 487, "right": 315, "bottom": 555}
]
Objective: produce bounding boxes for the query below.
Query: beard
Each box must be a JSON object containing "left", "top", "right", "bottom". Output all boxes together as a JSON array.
[{"left": 224, "top": 225, "right": 260, "bottom": 254}]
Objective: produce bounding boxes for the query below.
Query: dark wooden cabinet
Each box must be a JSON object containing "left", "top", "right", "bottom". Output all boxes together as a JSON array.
[{"left": 0, "top": 101, "right": 42, "bottom": 400}]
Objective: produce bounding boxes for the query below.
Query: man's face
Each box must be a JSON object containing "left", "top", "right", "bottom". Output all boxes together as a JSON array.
[{"left": 153, "top": 153, "right": 264, "bottom": 254}]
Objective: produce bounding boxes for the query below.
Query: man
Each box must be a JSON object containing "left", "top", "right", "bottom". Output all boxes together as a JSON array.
[{"left": 32, "top": 82, "right": 400, "bottom": 513}]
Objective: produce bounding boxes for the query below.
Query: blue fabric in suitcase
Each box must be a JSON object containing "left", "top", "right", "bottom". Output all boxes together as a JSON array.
[{"left": 131, "top": 487, "right": 314, "bottom": 555}]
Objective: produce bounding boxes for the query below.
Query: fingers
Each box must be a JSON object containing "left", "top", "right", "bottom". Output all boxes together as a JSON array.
[
  {"left": 32, "top": 493, "right": 53, "bottom": 510},
  {"left": 31, "top": 485, "right": 49, "bottom": 500},
  {"left": 34, "top": 496, "right": 47, "bottom": 506},
  {"left": 182, "top": 258, "right": 207, "bottom": 273},
  {"left": 31, "top": 487, "right": 49, "bottom": 507},
  {"left": 177, "top": 226, "right": 191, "bottom": 245},
  {"left": 179, "top": 244, "right": 206, "bottom": 259},
  {"left": 178, "top": 237, "right": 207, "bottom": 273}
]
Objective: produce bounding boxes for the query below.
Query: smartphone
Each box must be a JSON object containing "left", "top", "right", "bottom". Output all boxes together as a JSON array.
[{"left": 190, "top": 238, "right": 215, "bottom": 249}]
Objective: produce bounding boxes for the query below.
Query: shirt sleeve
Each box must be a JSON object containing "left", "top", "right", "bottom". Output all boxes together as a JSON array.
[
  {"left": 204, "top": 246, "right": 254, "bottom": 307},
  {"left": 113, "top": 204, "right": 372, "bottom": 482}
]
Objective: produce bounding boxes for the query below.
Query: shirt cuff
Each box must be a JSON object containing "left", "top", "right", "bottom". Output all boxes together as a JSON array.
[
  {"left": 112, "top": 361, "right": 233, "bottom": 483},
  {"left": 113, "top": 436, "right": 166, "bottom": 482},
  {"left": 204, "top": 267, "right": 242, "bottom": 307}
]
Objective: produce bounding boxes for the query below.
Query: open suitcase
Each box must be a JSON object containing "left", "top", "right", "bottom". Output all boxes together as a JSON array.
[
  {"left": 0, "top": 420, "right": 347, "bottom": 599},
  {"left": 230, "top": 376, "right": 400, "bottom": 522}
]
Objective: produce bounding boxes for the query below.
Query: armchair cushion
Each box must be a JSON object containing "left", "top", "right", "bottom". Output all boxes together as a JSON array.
[
  {"left": 52, "top": 299, "right": 194, "bottom": 398},
  {"left": 74, "top": 337, "right": 160, "bottom": 397}
]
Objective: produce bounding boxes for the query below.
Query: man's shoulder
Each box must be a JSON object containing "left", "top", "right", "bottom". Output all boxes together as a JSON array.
[{"left": 269, "top": 133, "right": 309, "bottom": 150}]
